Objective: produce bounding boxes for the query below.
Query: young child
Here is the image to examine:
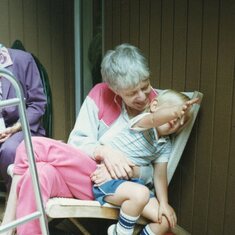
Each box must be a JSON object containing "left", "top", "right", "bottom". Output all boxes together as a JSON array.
[{"left": 91, "top": 89, "right": 199, "bottom": 235}]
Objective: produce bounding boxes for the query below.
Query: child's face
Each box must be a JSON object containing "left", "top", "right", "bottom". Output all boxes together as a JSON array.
[
  {"left": 157, "top": 118, "right": 182, "bottom": 136},
  {"left": 150, "top": 98, "right": 186, "bottom": 136}
]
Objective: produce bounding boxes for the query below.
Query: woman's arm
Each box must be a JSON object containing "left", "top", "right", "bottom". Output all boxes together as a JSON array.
[
  {"left": 18, "top": 52, "right": 47, "bottom": 132},
  {"left": 68, "top": 95, "right": 101, "bottom": 157},
  {"left": 93, "top": 145, "right": 135, "bottom": 179},
  {"left": 91, "top": 149, "right": 154, "bottom": 186},
  {"left": 68, "top": 89, "right": 136, "bottom": 179}
]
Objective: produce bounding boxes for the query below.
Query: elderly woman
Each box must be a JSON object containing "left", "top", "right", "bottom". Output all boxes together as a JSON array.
[
  {"left": 0, "top": 44, "right": 46, "bottom": 189},
  {"left": 2, "top": 44, "right": 173, "bottom": 235}
]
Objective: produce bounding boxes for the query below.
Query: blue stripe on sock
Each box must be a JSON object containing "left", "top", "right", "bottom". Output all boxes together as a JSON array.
[
  {"left": 119, "top": 214, "right": 136, "bottom": 229},
  {"left": 140, "top": 227, "right": 150, "bottom": 235}
]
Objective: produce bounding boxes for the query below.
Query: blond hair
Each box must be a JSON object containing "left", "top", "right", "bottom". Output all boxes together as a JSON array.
[
  {"left": 157, "top": 89, "right": 192, "bottom": 134},
  {"left": 101, "top": 44, "right": 150, "bottom": 91}
]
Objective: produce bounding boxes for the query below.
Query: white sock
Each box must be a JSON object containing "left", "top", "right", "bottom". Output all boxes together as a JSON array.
[
  {"left": 116, "top": 209, "right": 140, "bottom": 235},
  {"left": 141, "top": 224, "right": 155, "bottom": 235}
]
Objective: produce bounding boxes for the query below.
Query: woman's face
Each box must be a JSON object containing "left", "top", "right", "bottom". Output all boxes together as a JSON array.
[{"left": 116, "top": 79, "right": 152, "bottom": 111}]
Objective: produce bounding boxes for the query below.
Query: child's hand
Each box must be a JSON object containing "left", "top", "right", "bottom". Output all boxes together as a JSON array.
[
  {"left": 90, "top": 164, "right": 112, "bottom": 186},
  {"left": 184, "top": 97, "right": 200, "bottom": 112},
  {"left": 158, "top": 202, "right": 177, "bottom": 228},
  {"left": 176, "top": 97, "right": 200, "bottom": 125}
]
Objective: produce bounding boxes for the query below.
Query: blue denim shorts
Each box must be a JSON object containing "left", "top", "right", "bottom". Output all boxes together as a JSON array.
[{"left": 93, "top": 178, "right": 154, "bottom": 205}]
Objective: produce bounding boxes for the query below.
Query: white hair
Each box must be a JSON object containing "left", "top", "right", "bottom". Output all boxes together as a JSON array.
[
  {"left": 101, "top": 44, "right": 150, "bottom": 91},
  {"left": 158, "top": 89, "right": 192, "bottom": 134}
]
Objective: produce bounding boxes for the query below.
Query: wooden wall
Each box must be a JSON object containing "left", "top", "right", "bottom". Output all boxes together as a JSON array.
[
  {"left": 1, "top": 0, "right": 234, "bottom": 234},
  {"left": 0, "top": 0, "right": 75, "bottom": 141},
  {"left": 104, "top": 0, "right": 235, "bottom": 234}
]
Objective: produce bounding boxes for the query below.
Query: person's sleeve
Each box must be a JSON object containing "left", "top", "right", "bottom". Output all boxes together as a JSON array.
[
  {"left": 139, "top": 164, "right": 154, "bottom": 188},
  {"left": 128, "top": 112, "right": 151, "bottom": 131},
  {"left": 67, "top": 96, "right": 100, "bottom": 158},
  {"left": 130, "top": 113, "right": 158, "bottom": 187},
  {"left": 153, "top": 137, "right": 172, "bottom": 164},
  {"left": 22, "top": 54, "right": 46, "bottom": 132},
  {"left": 139, "top": 139, "right": 172, "bottom": 188}
]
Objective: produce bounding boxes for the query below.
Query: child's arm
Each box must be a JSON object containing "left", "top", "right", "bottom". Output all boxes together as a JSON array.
[
  {"left": 134, "top": 97, "right": 199, "bottom": 129},
  {"left": 154, "top": 162, "right": 177, "bottom": 228}
]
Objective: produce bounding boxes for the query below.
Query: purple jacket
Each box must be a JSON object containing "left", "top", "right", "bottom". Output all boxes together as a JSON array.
[{"left": 1, "top": 48, "right": 46, "bottom": 135}]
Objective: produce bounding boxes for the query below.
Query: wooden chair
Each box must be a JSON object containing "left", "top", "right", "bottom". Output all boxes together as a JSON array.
[{"left": 46, "top": 90, "right": 203, "bottom": 235}]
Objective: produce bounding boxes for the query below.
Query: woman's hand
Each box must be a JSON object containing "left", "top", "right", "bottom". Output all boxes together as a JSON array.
[
  {"left": 94, "top": 145, "right": 135, "bottom": 180},
  {"left": 158, "top": 202, "right": 177, "bottom": 228},
  {"left": 0, "top": 130, "right": 11, "bottom": 143},
  {"left": 0, "top": 122, "right": 21, "bottom": 143},
  {"left": 90, "top": 164, "right": 112, "bottom": 186}
]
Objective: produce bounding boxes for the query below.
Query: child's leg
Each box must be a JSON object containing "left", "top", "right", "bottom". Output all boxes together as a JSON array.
[
  {"left": 1, "top": 174, "right": 21, "bottom": 235},
  {"left": 140, "top": 198, "right": 169, "bottom": 235},
  {"left": 106, "top": 181, "right": 150, "bottom": 216},
  {"left": 105, "top": 181, "right": 150, "bottom": 235}
]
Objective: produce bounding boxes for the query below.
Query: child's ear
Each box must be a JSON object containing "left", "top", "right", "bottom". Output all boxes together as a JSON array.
[{"left": 150, "top": 99, "right": 159, "bottom": 112}]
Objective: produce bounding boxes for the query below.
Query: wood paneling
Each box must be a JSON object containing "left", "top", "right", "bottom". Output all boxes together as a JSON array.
[
  {"left": 0, "top": 0, "right": 75, "bottom": 141},
  {"left": 129, "top": 0, "right": 140, "bottom": 46},
  {"left": 104, "top": 0, "right": 235, "bottom": 234},
  {"left": 1, "top": 0, "right": 234, "bottom": 234},
  {"left": 149, "top": 0, "right": 161, "bottom": 89}
]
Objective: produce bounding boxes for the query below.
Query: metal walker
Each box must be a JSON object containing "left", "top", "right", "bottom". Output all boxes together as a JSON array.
[{"left": 0, "top": 68, "right": 49, "bottom": 234}]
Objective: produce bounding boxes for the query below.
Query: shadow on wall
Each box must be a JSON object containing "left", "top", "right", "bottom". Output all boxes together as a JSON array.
[{"left": 88, "top": 26, "right": 102, "bottom": 86}]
